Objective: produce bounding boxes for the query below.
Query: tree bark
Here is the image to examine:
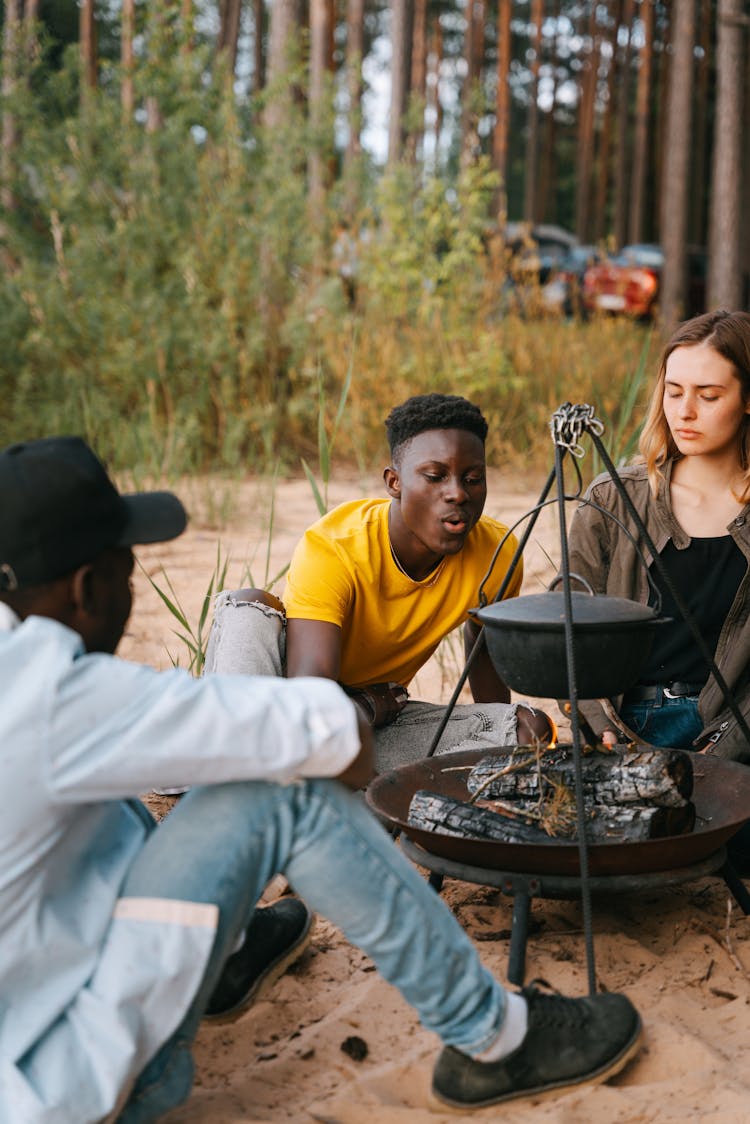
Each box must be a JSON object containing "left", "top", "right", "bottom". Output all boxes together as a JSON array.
[
  {"left": 613, "top": 0, "right": 636, "bottom": 248},
  {"left": 659, "top": 0, "right": 694, "bottom": 333},
  {"left": 252, "top": 0, "right": 265, "bottom": 93},
  {"left": 523, "top": 0, "right": 544, "bottom": 221},
  {"left": 308, "top": 0, "right": 331, "bottom": 214},
  {"left": 460, "top": 0, "right": 485, "bottom": 167},
  {"left": 405, "top": 0, "right": 428, "bottom": 161},
  {"left": 79, "top": 0, "right": 97, "bottom": 93},
  {"left": 388, "top": 0, "right": 414, "bottom": 165},
  {"left": 428, "top": 14, "right": 444, "bottom": 170},
  {"left": 537, "top": 0, "right": 561, "bottom": 223},
  {"left": 265, "top": 0, "right": 301, "bottom": 131},
  {"left": 689, "top": 0, "right": 711, "bottom": 244},
  {"left": 629, "top": 0, "right": 654, "bottom": 243},
  {"left": 343, "top": 0, "right": 364, "bottom": 166},
  {"left": 1, "top": 0, "right": 21, "bottom": 214},
  {"left": 492, "top": 0, "right": 512, "bottom": 219},
  {"left": 575, "top": 2, "right": 602, "bottom": 242},
  {"left": 707, "top": 0, "right": 745, "bottom": 310},
  {"left": 121, "top": 0, "right": 135, "bottom": 120},
  {"left": 218, "top": 0, "right": 243, "bottom": 74},
  {"left": 593, "top": 0, "right": 622, "bottom": 242}
]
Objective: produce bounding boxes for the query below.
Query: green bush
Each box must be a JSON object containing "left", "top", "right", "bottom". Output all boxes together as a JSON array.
[{"left": 0, "top": 35, "right": 658, "bottom": 480}]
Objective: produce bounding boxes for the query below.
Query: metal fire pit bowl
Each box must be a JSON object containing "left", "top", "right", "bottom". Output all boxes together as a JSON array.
[{"left": 366, "top": 747, "right": 750, "bottom": 877}]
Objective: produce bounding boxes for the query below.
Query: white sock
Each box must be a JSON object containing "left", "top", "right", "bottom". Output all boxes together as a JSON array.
[{"left": 473, "top": 992, "right": 529, "bottom": 1062}]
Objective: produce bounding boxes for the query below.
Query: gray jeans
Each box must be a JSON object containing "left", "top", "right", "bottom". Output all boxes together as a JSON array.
[{"left": 205, "top": 590, "right": 522, "bottom": 772}]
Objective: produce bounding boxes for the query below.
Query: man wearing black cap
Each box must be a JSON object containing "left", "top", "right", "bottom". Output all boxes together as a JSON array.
[{"left": 0, "top": 436, "right": 642, "bottom": 1122}]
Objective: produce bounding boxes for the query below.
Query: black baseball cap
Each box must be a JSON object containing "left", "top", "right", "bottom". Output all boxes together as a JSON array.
[{"left": 0, "top": 436, "right": 187, "bottom": 591}]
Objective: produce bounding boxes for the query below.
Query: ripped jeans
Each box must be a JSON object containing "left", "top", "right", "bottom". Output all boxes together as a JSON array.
[{"left": 205, "top": 591, "right": 526, "bottom": 772}]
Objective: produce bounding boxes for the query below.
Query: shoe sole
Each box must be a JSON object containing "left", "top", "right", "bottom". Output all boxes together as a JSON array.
[
  {"left": 431, "top": 1015, "right": 643, "bottom": 1110},
  {"left": 203, "top": 908, "right": 314, "bottom": 1026}
]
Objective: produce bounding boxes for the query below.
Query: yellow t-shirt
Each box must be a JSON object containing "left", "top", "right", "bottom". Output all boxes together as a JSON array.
[{"left": 283, "top": 498, "right": 522, "bottom": 689}]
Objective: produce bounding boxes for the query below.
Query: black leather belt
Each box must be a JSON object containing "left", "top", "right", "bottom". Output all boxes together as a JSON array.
[{"left": 622, "top": 681, "right": 704, "bottom": 703}]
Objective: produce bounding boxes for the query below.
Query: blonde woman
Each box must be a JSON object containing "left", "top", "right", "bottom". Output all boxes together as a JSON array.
[{"left": 568, "top": 310, "right": 750, "bottom": 761}]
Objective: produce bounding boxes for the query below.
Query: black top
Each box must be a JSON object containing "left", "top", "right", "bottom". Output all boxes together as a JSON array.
[{"left": 641, "top": 535, "right": 747, "bottom": 685}]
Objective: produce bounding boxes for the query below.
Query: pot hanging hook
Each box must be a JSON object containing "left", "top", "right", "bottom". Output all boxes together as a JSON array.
[{"left": 550, "top": 402, "right": 604, "bottom": 457}]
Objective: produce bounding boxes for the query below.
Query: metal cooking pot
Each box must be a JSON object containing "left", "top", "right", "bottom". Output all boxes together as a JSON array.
[
  {"left": 471, "top": 589, "right": 670, "bottom": 699},
  {"left": 367, "top": 749, "right": 750, "bottom": 877}
]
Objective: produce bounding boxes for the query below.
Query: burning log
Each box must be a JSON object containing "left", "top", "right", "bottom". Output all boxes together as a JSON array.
[
  {"left": 408, "top": 790, "right": 696, "bottom": 844},
  {"left": 466, "top": 747, "right": 693, "bottom": 808}
]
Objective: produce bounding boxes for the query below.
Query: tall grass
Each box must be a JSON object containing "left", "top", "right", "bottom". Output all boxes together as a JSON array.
[{"left": 0, "top": 40, "right": 662, "bottom": 482}]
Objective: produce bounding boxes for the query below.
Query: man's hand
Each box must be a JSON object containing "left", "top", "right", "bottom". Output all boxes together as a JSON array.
[
  {"left": 343, "top": 682, "right": 409, "bottom": 727},
  {"left": 335, "top": 710, "right": 375, "bottom": 790}
]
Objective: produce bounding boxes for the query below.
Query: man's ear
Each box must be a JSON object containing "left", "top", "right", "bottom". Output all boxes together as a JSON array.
[
  {"left": 384, "top": 465, "right": 401, "bottom": 499},
  {"left": 70, "top": 562, "right": 97, "bottom": 618}
]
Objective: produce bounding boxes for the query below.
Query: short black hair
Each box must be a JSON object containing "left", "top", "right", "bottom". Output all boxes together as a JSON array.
[{"left": 385, "top": 394, "right": 488, "bottom": 460}]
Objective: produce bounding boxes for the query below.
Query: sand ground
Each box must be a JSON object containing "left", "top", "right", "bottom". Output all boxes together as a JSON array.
[{"left": 119, "top": 469, "right": 750, "bottom": 1124}]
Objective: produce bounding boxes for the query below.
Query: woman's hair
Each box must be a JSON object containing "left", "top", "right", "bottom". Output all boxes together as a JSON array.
[
  {"left": 639, "top": 309, "right": 750, "bottom": 499},
  {"left": 385, "top": 393, "right": 488, "bottom": 462}
]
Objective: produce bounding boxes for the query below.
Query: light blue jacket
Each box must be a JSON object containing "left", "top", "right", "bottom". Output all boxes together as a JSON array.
[{"left": 0, "top": 608, "right": 358, "bottom": 1123}]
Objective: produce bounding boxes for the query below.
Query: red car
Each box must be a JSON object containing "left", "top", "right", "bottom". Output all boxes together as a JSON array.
[{"left": 582, "top": 243, "right": 706, "bottom": 320}]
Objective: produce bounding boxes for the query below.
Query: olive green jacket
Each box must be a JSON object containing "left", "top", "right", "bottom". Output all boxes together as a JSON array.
[{"left": 565, "top": 461, "right": 750, "bottom": 763}]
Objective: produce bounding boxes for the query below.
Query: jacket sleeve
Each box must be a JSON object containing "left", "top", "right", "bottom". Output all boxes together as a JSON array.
[
  {"left": 565, "top": 488, "right": 612, "bottom": 595},
  {"left": 46, "top": 646, "right": 361, "bottom": 800}
]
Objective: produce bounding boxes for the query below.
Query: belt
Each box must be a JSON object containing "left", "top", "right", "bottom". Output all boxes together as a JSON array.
[{"left": 622, "top": 681, "right": 704, "bottom": 703}]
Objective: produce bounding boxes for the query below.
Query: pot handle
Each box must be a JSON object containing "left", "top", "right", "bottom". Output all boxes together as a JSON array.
[
  {"left": 549, "top": 569, "right": 664, "bottom": 616},
  {"left": 549, "top": 573, "right": 595, "bottom": 596}
]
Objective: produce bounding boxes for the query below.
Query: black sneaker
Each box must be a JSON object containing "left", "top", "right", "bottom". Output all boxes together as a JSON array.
[
  {"left": 203, "top": 898, "right": 313, "bottom": 1024},
  {"left": 432, "top": 981, "right": 642, "bottom": 1109}
]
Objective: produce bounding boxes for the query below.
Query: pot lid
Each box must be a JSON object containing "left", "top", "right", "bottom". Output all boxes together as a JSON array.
[{"left": 473, "top": 590, "right": 661, "bottom": 630}]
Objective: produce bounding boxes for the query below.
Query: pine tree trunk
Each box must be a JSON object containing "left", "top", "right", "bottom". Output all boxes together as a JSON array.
[
  {"left": 1, "top": 0, "right": 21, "bottom": 214},
  {"left": 343, "top": 0, "right": 364, "bottom": 207},
  {"left": 492, "top": 0, "right": 511, "bottom": 219},
  {"left": 593, "top": 0, "right": 621, "bottom": 241},
  {"left": 428, "top": 15, "right": 444, "bottom": 169},
  {"left": 218, "top": 0, "right": 243, "bottom": 74},
  {"left": 628, "top": 0, "right": 654, "bottom": 243},
  {"left": 707, "top": 0, "right": 744, "bottom": 309},
  {"left": 80, "top": 0, "right": 97, "bottom": 94},
  {"left": 461, "top": 0, "right": 484, "bottom": 167},
  {"left": 575, "top": 3, "right": 601, "bottom": 242},
  {"left": 689, "top": 0, "right": 711, "bottom": 244},
  {"left": 265, "top": 0, "right": 301, "bottom": 131},
  {"left": 405, "top": 0, "right": 428, "bottom": 162},
  {"left": 388, "top": 0, "right": 414, "bottom": 165},
  {"left": 308, "top": 0, "right": 331, "bottom": 215},
  {"left": 659, "top": 0, "right": 695, "bottom": 332},
  {"left": 613, "top": 0, "right": 635, "bottom": 248},
  {"left": 252, "top": 0, "right": 265, "bottom": 93},
  {"left": 537, "top": 0, "right": 561, "bottom": 223},
  {"left": 121, "top": 0, "right": 135, "bottom": 120},
  {"left": 523, "top": 0, "right": 543, "bottom": 221}
]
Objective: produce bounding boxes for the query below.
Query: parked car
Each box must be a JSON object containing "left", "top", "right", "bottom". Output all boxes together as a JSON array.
[
  {"left": 504, "top": 222, "right": 579, "bottom": 285},
  {"left": 582, "top": 243, "right": 707, "bottom": 320},
  {"left": 495, "top": 222, "right": 579, "bottom": 315},
  {"left": 541, "top": 244, "right": 601, "bottom": 317}
]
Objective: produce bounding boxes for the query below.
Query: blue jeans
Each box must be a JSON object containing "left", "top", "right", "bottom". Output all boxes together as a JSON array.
[
  {"left": 117, "top": 779, "right": 507, "bottom": 1122},
  {"left": 618, "top": 692, "right": 702, "bottom": 749}
]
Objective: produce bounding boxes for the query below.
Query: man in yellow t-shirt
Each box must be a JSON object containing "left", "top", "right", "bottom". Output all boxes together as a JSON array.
[{"left": 205, "top": 394, "right": 553, "bottom": 771}]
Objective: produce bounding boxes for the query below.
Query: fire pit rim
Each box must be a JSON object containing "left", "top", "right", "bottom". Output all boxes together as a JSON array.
[{"left": 366, "top": 747, "right": 750, "bottom": 877}]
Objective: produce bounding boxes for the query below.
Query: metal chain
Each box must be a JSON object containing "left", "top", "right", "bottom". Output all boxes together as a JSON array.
[{"left": 549, "top": 402, "right": 604, "bottom": 457}]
